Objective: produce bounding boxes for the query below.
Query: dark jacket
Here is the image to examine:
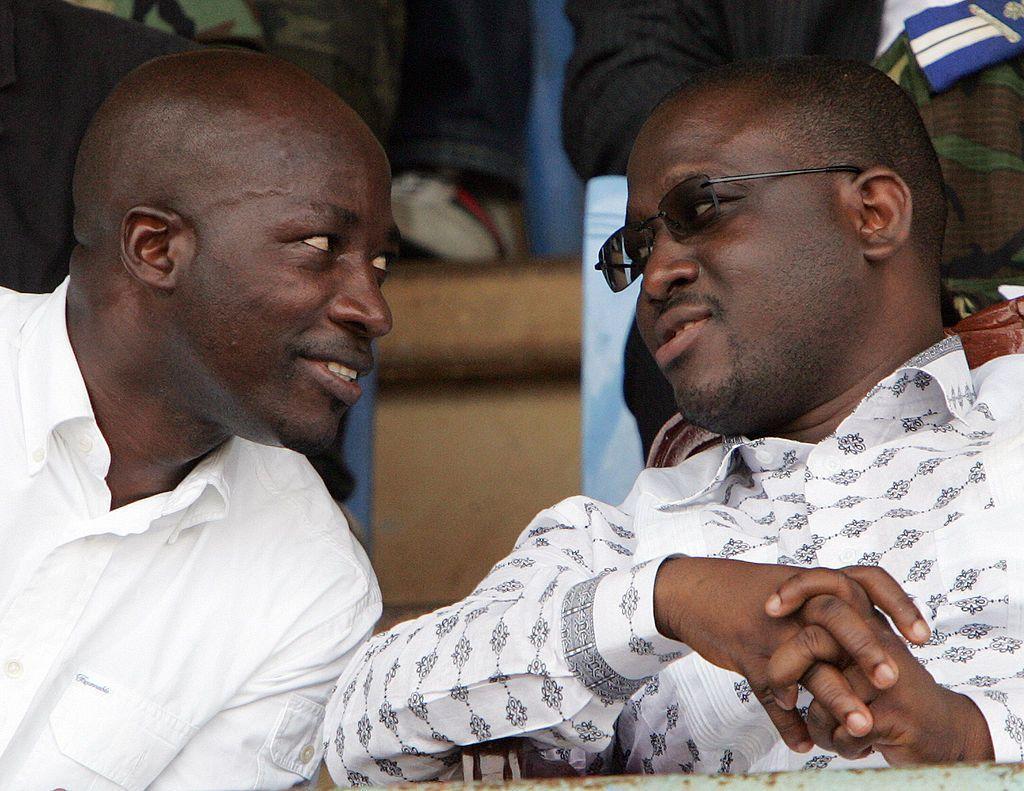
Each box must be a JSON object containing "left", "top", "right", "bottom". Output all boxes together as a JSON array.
[
  {"left": 562, "top": 0, "right": 883, "bottom": 179},
  {"left": 0, "top": 0, "right": 192, "bottom": 293}
]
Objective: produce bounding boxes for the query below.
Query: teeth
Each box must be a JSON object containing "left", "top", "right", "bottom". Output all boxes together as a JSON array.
[{"left": 326, "top": 361, "right": 358, "bottom": 382}]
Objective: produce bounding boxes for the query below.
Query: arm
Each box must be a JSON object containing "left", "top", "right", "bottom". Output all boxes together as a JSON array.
[
  {"left": 323, "top": 497, "right": 687, "bottom": 784},
  {"left": 562, "top": 0, "right": 730, "bottom": 178},
  {"left": 323, "top": 496, "right": 925, "bottom": 783}
]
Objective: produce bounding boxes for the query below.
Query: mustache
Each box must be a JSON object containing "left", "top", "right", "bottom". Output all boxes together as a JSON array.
[
  {"left": 660, "top": 292, "right": 725, "bottom": 318},
  {"left": 293, "top": 340, "right": 375, "bottom": 372}
]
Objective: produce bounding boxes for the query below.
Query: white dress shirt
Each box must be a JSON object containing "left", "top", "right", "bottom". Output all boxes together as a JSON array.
[
  {"left": 325, "top": 337, "right": 1024, "bottom": 782},
  {"left": 0, "top": 281, "right": 382, "bottom": 790}
]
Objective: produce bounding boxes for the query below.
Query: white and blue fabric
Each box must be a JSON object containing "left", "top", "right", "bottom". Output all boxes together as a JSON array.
[{"left": 905, "top": 0, "right": 1024, "bottom": 92}]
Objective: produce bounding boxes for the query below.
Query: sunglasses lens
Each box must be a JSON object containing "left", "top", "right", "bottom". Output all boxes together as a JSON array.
[
  {"left": 598, "top": 227, "right": 651, "bottom": 292},
  {"left": 660, "top": 175, "right": 718, "bottom": 233}
]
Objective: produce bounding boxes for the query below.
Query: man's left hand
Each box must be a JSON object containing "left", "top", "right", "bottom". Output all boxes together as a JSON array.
[{"left": 767, "top": 583, "right": 994, "bottom": 765}]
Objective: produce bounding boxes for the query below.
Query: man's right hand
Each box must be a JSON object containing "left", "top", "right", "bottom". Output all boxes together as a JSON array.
[{"left": 653, "top": 558, "right": 930, "bottom": 752}]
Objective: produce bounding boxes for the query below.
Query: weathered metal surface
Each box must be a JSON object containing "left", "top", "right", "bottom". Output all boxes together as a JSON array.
[{"left": 337, "top": 762, "right": 1024, "bottom": 790}]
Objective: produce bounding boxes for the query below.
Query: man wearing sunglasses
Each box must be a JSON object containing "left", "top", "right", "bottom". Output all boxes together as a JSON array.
[{"left": 325, "top": 57, "right": 1023, "bottom": 781}]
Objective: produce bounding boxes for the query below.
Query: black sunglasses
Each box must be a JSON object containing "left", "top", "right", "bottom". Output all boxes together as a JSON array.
[{"left": 595, "top": 165, "right": 863, "bottom": 292}]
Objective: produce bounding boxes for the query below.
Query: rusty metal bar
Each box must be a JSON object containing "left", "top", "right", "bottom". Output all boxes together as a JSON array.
[{"left": 337, "top": 762, "right": 1024, "bottom": 790}]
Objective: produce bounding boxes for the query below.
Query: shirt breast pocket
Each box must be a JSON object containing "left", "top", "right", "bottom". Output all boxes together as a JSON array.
[{"left": 48, "top": 674, "right": 197, "bottom": 791}]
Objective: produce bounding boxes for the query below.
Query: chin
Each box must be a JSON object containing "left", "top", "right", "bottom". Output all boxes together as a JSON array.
[
  {"left": 233, "top": 410, "right": 343, "bottom": 457},
  {"left": 277, "top": 414, "right": 346, "bottom": 457},
  {"left": 674, "top": 378, "right": 759, "bottom": 438}
]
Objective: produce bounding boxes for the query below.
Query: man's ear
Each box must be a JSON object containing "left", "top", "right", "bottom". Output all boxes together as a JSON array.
[
  {"left": 120, "top": 205, "right": 196, "bottom": 290},
  {"left": 847, "top": 167, "right": 913, "bottom": 263}
]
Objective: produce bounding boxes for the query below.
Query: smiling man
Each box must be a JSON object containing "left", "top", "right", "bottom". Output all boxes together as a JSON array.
[
  {"left": 0, "top": 49, "right": 396, "bottom": 788},
  {"left": 325, "top": 57, "right": 1024, "bottom": 782}
]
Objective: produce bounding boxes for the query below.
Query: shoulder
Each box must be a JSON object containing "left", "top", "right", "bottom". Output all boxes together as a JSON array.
[
  {"left": 532, "top": 494, "right": 631, "bottom": 526},
  {"left": 216, "top": 440, "right": 379, "bottom": 609},
  {"left": 513, "top": 494, "right": 636, "bottom": 554},
  {"left": 970, "top": 354, "right": 1024, "bottom": 425}
]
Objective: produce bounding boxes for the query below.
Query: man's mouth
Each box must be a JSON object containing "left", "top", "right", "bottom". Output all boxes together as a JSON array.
[
  {"left": 324, "top": 361, "right": 359, "bottom": 382},
  {"left": 654, "top": 308, "right": 713, "bottom": 369},
  {"left": 299, "top": 356, "right": 371, "bottom": 407}
]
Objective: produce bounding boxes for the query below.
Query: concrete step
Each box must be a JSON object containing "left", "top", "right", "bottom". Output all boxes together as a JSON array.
[
  {"left": 377, "top": 256, "right": 580, "bottom": 383},
  {"left": 372, "top": 257, "right": 583, "bottom": 607}
]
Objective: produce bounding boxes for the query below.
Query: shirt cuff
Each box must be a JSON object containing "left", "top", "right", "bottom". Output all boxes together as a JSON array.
[
  {"left": 960, "top": 689, "right": 1024, "bottom": 763},
  {"left": 560, "top": 555, "right": 689, "bottom": 701}
]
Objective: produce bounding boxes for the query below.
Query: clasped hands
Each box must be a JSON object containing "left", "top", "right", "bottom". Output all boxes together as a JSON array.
[{"left": 653, "top": 557, "right": 994, "bottom": 765}]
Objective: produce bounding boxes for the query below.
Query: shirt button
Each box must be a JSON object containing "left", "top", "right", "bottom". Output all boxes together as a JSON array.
[
  {"left": 32, "top": 447, "right": 44, "bottom": 463},
  {"left": 77, "top": 434, "right": 94, "bottom": 454},
  {"left": 840, "top": 549, "right": 856, "bottom": 564},
  {"left": 825, "top": 458, "right": 841, "bottom": 473},
  {"left": 5, "top": 660, "right": 23, "bottom": 678},
  {"left": 299, "top": 744, "right": 316, "bottom": 764}
]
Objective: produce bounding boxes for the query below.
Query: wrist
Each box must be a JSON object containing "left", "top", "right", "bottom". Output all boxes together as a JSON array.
[
  {"left": 655, "top": 557, "right": 696, "bottom": 643},
  {"left": 951, "top": 692, "right": 995, "bottom": 763},
  {"left": 653, "top": 556, "right": 708, "bottom": 645}
]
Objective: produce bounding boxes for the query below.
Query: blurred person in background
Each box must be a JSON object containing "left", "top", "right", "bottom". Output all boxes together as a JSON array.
[
  {"left": 0, "top": 0, "right": 192, "bottom": 295},
  {"left": 251, "top": 0, "right": 534, "bottom": 263},
  {"left": 385, "top": 0, "right": 532, "bottom": 262}
]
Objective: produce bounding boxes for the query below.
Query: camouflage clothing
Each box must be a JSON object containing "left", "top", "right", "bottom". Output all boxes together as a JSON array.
[
  {"left": 252, "top": 0, "right": 404, "bottom": 140},
  {"left": 63, "top": 0, "right": 263, "bottom": 47},
  {"left": 69, "top": 0, "right": 404, "bottom": 141},
  {"left": 876, "top": 34, "right": 1024, "bottom": 317}
]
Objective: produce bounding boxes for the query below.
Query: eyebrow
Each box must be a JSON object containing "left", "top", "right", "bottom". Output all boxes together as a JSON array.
[
  {"left": 294, "top": 202, "right": 402, "bottom": 250},
  {"left": 305, "top": 201, "right": 360, "bottom": 226}
]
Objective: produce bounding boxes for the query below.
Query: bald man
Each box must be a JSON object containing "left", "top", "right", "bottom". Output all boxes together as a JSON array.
[{"left": 0, "top": 50, "right": 396, "bottom": 788}]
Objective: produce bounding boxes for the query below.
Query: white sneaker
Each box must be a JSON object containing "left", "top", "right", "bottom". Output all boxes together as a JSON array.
[{"left": 391, "top": 170, "right": 523, "bottom": 261}]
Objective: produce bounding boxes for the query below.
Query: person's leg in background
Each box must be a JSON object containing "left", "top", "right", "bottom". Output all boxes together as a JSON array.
[{"left": 389, "top": 0, "right": 532, "bottom": 261}]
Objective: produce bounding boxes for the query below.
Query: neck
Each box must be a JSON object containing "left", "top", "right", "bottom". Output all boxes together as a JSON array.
[
  {"left": 764, "top": 323, "right": 947, "bottom": 446},
  {"left": 66, "top": 283, "right": 229, "bottom": 510}
]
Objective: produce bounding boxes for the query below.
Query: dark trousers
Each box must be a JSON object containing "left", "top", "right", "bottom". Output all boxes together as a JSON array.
[{"left": 388, "top": 0, "right": 532, "bottom": 187}]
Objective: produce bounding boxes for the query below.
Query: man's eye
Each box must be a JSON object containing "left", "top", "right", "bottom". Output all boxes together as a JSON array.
[
  {"left": 302, "top": 236, "right": 331, "bottom": 251},
  {"left": 372, "top": 255, "right": 389, "bottom": 272},
  {"left": 693, "top": 201, "right": 716, "bottom": 217}
]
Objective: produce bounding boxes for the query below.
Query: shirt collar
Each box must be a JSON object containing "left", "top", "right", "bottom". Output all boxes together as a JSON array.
[
  {"left": 160, "top": 439, "right": 234, "bottom": 544},
  {"left": 19, "top": 278, "right": 233, "bottom": 539},
  {"left": 864, "top": 334, "right": 975, "bottom": 420},
  {"left": 654, "top": 336, "right": 974, "bottom": 510},
  {"left": 18, "top": 279, "right": 97, "bottom": 475}
]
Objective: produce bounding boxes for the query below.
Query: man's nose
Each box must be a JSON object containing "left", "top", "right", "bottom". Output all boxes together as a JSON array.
[
  {"left": 640, "top": 226, "right": 701, "bottom": 302},
  {"left": 327, "top": 266, "right": 393, "bottom": 339}
]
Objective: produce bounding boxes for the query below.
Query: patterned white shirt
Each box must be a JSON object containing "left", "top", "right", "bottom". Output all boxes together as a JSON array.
[{"left": 324, "top": 338, "right": 1024, "bottom": 782}]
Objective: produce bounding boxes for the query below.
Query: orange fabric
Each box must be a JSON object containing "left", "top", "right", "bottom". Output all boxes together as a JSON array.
[{"left": 944, "top": 297, "right": 1024, "bottom": 370}]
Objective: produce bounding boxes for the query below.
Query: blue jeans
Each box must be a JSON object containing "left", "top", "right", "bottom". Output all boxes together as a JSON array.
[{"left": 388, "top": 0, "right": 532, "bottom": 187}]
